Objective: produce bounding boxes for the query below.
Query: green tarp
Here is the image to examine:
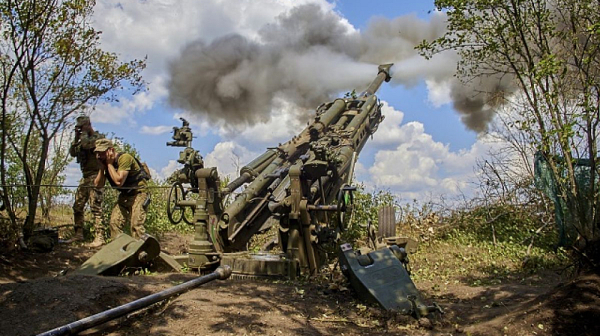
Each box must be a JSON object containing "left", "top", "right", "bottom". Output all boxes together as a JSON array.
[{"left": 534, "top": 151, "right": 599, "bottom": 246}]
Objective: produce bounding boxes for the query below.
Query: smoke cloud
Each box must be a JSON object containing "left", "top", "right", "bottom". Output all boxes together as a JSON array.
[
  {"left": 441, "top": 72, "right": 517, "bottom": 133},
  {"left": 167, "top": 3, "right": 515, "bottom": 132}
]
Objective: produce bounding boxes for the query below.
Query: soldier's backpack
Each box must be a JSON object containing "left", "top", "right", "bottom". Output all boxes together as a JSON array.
[
  {"left": 115, "top": 152, "right": 151, "bottom": 181},
  {"left": 133, "top": 156, "right": 152, "bottom": 181}
]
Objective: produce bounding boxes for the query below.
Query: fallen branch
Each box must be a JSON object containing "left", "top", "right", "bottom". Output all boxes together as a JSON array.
[{"left": 520, "top": 221, "right": 552, "bottom": 245}]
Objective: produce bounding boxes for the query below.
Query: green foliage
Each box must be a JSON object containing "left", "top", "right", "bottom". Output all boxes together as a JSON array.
[
  {"left": 39, "top": 133, "right": 72, "bottom": 222},
  {"left": 341, "top": 184, "right": 399, "bottom": 244},
  {"left": 98, "top": 179, "right": 192, "bottom": 240},
  {"left": 0, "top": 0, "right": 146, "bottom": 243},
  {"left": 441, "top": 204, "right": 555, "bottom": 250},
  {"left": 418, "top": 0, "right": 600, "bottom": 260},
  {"left": 334, "top": 187, "right": 569, "bottom": 287},
  {"left": 0, "top": 118, "right": 27, "bottom": 212},
  {"left": 145, "top": 180, "right": 192, "bottom": 235}
]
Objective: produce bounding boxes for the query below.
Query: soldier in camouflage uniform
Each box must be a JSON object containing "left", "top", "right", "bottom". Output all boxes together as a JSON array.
[
  {"left": 94, "top": 139, "right": 149, "bottom": 240},
  {"left": 69, "top": 116, "right": 105, "bottom": 246}
]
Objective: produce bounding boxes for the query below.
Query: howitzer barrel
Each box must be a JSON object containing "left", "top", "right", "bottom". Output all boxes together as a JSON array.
[
  {"left": 224, "top": 149, "right": 278, "bottom": 194},
  {"left": 37, "top": 266, "right": 232, "bottom": 336},
  {"left": 220, "top": 156, "right": 286, "bottom": 227},
  {"left": 362, "top": 63, "right": 393, "bottom": 96},
  {"left": 346, "top": 94, "right": 377, "bottom": 131},
  {"left": 310, "top": 99, "right": 346, "bottom": 136}
]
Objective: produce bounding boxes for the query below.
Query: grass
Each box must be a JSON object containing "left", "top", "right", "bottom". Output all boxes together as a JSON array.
[{"left": 408, "top": 204, "right": 570, "bottom": 286}]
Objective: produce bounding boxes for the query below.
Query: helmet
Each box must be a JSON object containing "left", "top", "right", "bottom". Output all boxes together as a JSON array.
[{"left": 75, "top": 116, "right": 91, "bottom": 127}]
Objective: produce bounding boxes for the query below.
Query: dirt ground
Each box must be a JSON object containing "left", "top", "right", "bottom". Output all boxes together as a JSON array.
[{"left": 1, "top": 232, "right": 599, "bottom": 336}]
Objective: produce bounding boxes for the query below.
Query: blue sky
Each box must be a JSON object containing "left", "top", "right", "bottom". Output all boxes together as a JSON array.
[{"left": 65, "top": 0, "right": 497, "bottom": 203}]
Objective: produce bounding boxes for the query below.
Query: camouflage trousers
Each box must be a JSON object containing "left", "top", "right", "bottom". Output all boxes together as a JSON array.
[
  {"left": 109, "top": 191, "right": 148, "bottom": 240},
  {"left": 73, "top": 175, "right": 104, "bottom": 233}
]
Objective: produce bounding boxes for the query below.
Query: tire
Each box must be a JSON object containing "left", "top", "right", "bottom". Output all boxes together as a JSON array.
[
  {"left": 377, "top": 205, "right": 396, "bottom": 240},
  {"left": 167, "top": 183, "right": 185, "bottom": 224}
]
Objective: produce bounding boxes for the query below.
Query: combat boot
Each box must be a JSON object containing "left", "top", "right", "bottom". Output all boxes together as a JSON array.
[{"left": 88, "top": 235, "right": 105, "bottom": 248}]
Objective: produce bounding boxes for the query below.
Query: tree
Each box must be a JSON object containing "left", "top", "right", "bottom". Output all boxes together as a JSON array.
[
  {"left": 0, "top": 0, "right": 146, "bottom": 245},
  {"left": 419, "top": 0, "right": 600, "bottom": 261},
  {"left": 39, "top": 131, "right": 72, "bottom": 224}
]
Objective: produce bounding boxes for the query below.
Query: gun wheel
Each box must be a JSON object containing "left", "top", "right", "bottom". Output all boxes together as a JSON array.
[{"left": 167, "top": 182, "right": 185, "bottom": 224}]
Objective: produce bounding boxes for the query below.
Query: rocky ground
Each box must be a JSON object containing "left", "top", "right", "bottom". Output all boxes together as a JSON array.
[{"left": 1, "top": 232, "right": 599, "bottom": 336}]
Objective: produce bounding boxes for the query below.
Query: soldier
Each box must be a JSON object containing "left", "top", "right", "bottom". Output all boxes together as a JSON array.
[
  {"left": 69, "top": 116, "right": 105, "bottom": 246},
  {"left": 94, "top": 139, "right": 149, "bottom": 240}
]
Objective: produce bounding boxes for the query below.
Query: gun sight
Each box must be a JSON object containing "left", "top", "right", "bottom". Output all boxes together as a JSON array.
[{"left": 166, "top": 118, "right": 193, "bottom": 147}]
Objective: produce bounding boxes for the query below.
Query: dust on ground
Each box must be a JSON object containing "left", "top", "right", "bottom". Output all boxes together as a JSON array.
[{"left": 1, "top": 232, "right": 599, "bottom": 336}]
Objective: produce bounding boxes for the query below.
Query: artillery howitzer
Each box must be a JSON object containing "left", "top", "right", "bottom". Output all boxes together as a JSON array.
[{"left": 79, "top": 64, "right": 439, "bottom": 317}]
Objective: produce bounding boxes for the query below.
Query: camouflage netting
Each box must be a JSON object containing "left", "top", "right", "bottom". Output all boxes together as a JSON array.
[{"left": 534, "top": 151, "right": 600, "bottom": 247}]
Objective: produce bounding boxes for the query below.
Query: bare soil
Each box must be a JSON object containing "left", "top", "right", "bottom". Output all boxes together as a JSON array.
[{"left": 1, "top": 232, "right": 599, "bottom": 336}]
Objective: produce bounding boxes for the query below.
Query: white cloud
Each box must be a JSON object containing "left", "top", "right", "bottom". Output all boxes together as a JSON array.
[
  {"left": 371, "top": 146, "right": 439, "bottom": 188},
  {"left": 91, "top": 86, "right": 160, "bottom": 126},
  {"left": 426, "top": 78, "right": 452, "bottom": 107},
  {"left": 232, "top": 98, "right": 307, "bottom": 146},
  {"left": 204, "top": 141, "right": 260, "bottom": 178},
  {"left": 159, "top": 160, "right": 182, "bottom": 181},
  {"left": 92, "top": 98, "right": 138, "bottom": 126},
  {"left": 140, "top": 125, "right": 173, "bottom": 135},
  {"left": 64, "top": 162, "right": 82, "bottom": 188},
  {"left": 371, "top": 102, "right": 406, "bottom": 146},
  {"left": 92, "top": 101, "right": 129, "bottom": 125},
  {"left": 359, "top": 104, "right": 498, "bottom": 201}
]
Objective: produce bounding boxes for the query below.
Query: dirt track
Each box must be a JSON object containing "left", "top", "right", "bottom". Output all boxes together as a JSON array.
[{"left": 1, "top": 234, "right": 599, "bottom": 336}]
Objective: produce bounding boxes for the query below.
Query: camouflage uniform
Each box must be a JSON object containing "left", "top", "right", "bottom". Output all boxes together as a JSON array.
[
  {"left": 109, "top": 189, "right": 148, "bottom": 239},
  {"left": 103, "top": 151, "right": 148, "bottom": 240},
  {"left": 70, "top": 127, "right": 104, "bottom": 239}
]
